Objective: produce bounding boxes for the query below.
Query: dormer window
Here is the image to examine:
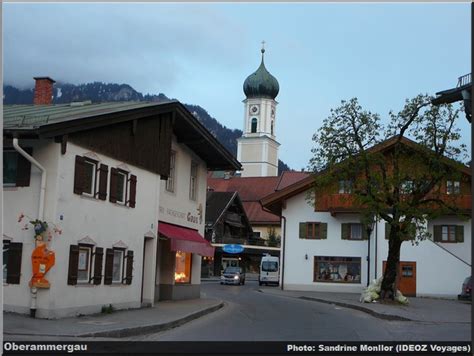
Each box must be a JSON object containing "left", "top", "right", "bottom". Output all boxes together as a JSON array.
[
  {"left": 446, "top": 180, "right": 460, "bottom": 195},
  {"left": 251, "top": 118, "right": 258, "bottom": 133},
  {"left": 338, "top": 180, "right": 353, "bottom": 194}
]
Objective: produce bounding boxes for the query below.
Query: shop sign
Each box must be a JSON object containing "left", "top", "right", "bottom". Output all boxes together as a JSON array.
[{"left": 223, "top": 244, "right": 244, "bottom": 254}]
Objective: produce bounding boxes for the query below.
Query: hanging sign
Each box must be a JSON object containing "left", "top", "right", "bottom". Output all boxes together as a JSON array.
[{"left": 223, "top": 244, "right": 244, "bottom": 254}]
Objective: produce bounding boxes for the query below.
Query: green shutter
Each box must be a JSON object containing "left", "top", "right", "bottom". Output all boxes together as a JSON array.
[
  {"left": 341, "top": 223, "right": 350, "bottom": 240},
  {"left": 455, "top": 226, "right": 464, "bottom": 243},
  {"left": 299, "top": 223, "right": 307, "bottom": 239},
  {"left": 433, "top": 225, "right": 442, "bottom": 242},
  {"left": 385, "top": 223, "right": 390, "bottom": 240},
  {"left": 320, "top": 223, "right": 328, "bottom": 239}
]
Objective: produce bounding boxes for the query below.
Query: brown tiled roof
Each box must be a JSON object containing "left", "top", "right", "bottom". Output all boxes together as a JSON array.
[
  {"left": 276, "top": 171, "right": 310, "bottom": 191},
  {"left": 207, "top": 171, "right": 308, "bottom": 224}
]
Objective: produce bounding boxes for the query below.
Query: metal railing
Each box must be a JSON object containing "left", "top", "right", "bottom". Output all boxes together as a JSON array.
[{"left": 457, "top": 73, "right": 471, "bottom": 88}]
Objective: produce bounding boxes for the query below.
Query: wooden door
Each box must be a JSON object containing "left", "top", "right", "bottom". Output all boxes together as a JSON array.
[{"left": 383, "top": 261, "right": 416, "bottom": 297}]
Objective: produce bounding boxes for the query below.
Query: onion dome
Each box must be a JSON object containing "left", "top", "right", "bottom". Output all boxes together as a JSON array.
[{"left": 243, "top": 46, "right": 279, "bottom": 100}]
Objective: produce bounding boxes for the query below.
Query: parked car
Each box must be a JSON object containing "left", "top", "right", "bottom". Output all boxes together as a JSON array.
[
  {"left": 220, "top": 266, "right": 246, "bottom": 285},
  {"left": 458, "top": 276, "right": 471, "bottom": 301}
]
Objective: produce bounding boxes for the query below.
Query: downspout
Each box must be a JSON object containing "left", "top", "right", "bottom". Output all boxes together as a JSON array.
[
  {"left": 13, "top": 137, "right": 47, "bottom": 318},
  {"left": 280, "top": 215, "right": 286, "bottom": 290},
  {"left": 374, "top": 219, "right": 378, "bottom": 279}
]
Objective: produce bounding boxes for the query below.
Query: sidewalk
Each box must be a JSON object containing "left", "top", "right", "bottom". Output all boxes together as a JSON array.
[
  {"left": 3, "top": 298, "right": 223, "bottom": 338},
  {"left": 259, "top": 287, "right": 471, "bottom": 323}
]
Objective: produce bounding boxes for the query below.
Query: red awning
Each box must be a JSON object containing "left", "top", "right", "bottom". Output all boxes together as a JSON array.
[{"left": 158, "top": 222, "right": 215, "bottom": 257}]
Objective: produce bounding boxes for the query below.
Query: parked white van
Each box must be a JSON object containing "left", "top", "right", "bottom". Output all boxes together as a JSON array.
[{"left": 259, "top": 254, "right": 279, "bottom": 286}]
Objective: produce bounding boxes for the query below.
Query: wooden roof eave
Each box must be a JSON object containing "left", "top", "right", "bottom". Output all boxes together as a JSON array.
[
  {"left": 35, "top": 103, "right": 177, "bottom": 138},
  {"left": 174, "top": 104, "right": 241, "bottom": 171}
]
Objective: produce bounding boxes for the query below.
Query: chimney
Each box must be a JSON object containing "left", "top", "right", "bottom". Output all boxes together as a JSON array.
[{"left": 33, "top": 77, "right": 55, "bottom": 105}]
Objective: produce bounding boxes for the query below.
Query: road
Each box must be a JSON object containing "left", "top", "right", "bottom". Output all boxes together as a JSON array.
[
  {"left": 4, "top": 281, "right": 469, "bottom": 342},
  {"left": 128, "top": 281, "right": 470, "bottom": 341}
]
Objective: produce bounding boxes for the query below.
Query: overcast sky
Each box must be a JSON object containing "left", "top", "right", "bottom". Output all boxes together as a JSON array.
[{"left": 3, "top": 3, "right": 471, "bottom": 170}]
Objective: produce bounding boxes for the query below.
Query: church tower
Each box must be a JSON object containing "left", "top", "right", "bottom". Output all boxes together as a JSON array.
[{"left": 237, "top": 43, "right": 280, "bottom": 177}]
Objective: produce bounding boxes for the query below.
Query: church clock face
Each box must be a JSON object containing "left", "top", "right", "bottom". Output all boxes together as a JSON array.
[{"left": 249, "top": 105, "right": 260, "bottom": 115}]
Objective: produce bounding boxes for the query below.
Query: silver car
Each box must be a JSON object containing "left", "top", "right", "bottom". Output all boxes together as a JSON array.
[{"left": 220, "top": 267, "right": 246, "bottom": 285}]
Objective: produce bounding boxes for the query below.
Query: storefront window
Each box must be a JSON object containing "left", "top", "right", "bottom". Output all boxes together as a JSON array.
[
  {"left": 175, "top": 251, "right": 191, "bottom": 283},
  {"left": 314, "top": 256, "right": 361, "bottom": 283}
]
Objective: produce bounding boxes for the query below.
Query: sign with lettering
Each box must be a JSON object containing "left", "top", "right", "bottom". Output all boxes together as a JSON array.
[{"left": 223, "top": 244, "right": 244, "bottom": 254}]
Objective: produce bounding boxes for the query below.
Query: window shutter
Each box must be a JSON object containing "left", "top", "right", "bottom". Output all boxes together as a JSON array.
[
  {"left": 433, "top": 225, "right": 442, "bottom": 242},
  {"left": 98, "top": 164, "right": 108, "bottom": 201},
  {"left": 73, "top": 156, "right": 85, "bottom": 195},
  {"left": 128, "top": 174, "right": 137, "bottom": 208},
  {"left": 16, "top": 148, "right": 33, "bottom": 187},
  {"left": 320, "top": 223, "right": 328, "bottom": 239},
  {"left": 455, "top": 226, "right": 464, "bottom": 243},
  {"left": 124, "top": 250, "right": 134, "bottom": 285},
  {"left": 104, "top": 248, "right": 114, "bottom": 285},
  {"left": 341, "top": 223, "right": 350, "bottom": 240},
  {"left": 109, "top": 168, "right": 118, "bottom": 203},
  {"left": 385, "top": 223, "right": 390, "bottom": 240},
  {"left": 299, "top": 223, "right": 307, "bottom": 239},
  {"left": 6, "top": 242, "right": 23, "bottom": 284},
  {"left": 67, "top": 245, "right": 79, "bottom": 285},
  {"left": 92, "top": 247, "right": 104, "bottom": 285}
]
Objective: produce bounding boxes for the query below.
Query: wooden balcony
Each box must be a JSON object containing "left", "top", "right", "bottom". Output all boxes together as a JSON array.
[{"left": 315, "top": 193, "right": 471, "bottom": 215}]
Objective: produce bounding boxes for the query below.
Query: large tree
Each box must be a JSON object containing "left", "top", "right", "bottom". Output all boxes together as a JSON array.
[{"left": 308, "top": 95, "right": 467, "bottom": 300}]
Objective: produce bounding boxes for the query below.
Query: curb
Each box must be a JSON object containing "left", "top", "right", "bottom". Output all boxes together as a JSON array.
[
  {"left": 79, "top": 301, "right": 225, "bottom": 338},
  {"left": 4, "top": 302, "right": 225, "bottom": 338},
  {"left": 258, "top": 289, "right": 413, "bottom": 322},
  {"left": 298, "top": 296, "right": 413, "bottom": 322}
]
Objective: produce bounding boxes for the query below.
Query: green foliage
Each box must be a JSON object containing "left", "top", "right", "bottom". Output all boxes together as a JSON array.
[
  {"left": 267, "top": 227, "right": 281, "bottom": 247},
  {"left": 308, "top": 95, "right": 467, "bottom": 297},
  {"left": 101, "top": 304, "right": 114, "bottom": 314}
]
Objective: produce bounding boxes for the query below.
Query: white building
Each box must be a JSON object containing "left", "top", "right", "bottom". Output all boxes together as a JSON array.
[
  {"left": 3, "top": 78, "right": 240, "bottom": 318},
  {"left": 262, "top": 138, "right": 471, "bottom": 298}
]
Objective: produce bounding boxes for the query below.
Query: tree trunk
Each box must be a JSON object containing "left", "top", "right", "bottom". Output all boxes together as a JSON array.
[{"left": 380, "top": 225, "right": 402, "bottom": 300}]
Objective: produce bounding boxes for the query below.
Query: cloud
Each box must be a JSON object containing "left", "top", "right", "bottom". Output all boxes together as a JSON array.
[{"left": 3, "top": 3, "right": 248, "bottom": 92}]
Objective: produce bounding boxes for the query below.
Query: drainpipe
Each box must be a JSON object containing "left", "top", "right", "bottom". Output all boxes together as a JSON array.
[
  {"left": 374, "top": 219, "right": 378, "bottom": 279},
  {"left": 13, "top": 137, "right": 47, "bottom": 318},
  {"left": 280, "top": 216, "right": 286, "bottom": 290}
]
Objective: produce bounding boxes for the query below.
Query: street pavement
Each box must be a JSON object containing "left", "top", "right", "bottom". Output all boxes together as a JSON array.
[{"left": 3, "top": 279, "right": 471, "bottom": 341}]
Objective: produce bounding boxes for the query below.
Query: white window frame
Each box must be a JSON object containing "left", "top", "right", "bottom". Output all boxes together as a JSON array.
[
  {"left": 349, "top": 224, "right": 363, "bottom": 240},
  {"left": 166, "top": 151, "right": 176, "bottom": 193},
  {"left": 189, "top": 161, "right": 198, "bottom": 201},
  {"left": 112, "top": 248, "right": 125, "bottom": 283},
  {"left": 115, "top": 170, "right": 128, "bottom": 205},
  {"left": 77, "top": 245, "right": 92, "bottom": 283},
  {"left": 441, "top": 225, "right": 456, "bottom": 242},
  {"left": 83, "top": 159, "right": 98, "bottom": 198}
]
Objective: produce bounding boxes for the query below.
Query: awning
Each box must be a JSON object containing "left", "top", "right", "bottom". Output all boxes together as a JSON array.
[{"left": 158, "top": 222, "right": 215, "bottom": 257}]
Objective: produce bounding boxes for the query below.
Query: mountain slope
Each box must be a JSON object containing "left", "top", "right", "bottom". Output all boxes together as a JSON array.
[{"left": 3, "top": 82, "right": 291, "bottom": 172}]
